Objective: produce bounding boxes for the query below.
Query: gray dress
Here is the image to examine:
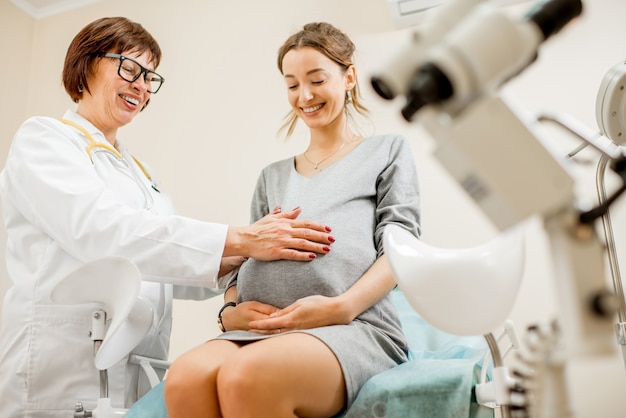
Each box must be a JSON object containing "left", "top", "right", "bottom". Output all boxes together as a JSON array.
[{"left": 216, "top": 134, "right": 421, "bottom": 410}]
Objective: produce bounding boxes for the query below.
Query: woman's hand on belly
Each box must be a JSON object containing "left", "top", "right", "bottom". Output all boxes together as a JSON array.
[
  {"left": 248, "top": 295, "right": 350, "bottom": 334},
  {"left": 222, "top": 301, "right": 280, "bottom": 332}
]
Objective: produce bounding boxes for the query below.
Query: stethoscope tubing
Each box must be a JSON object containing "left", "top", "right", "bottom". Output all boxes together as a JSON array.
[{"left": 60, "top": 118, "right": 157, "bottom": 210}]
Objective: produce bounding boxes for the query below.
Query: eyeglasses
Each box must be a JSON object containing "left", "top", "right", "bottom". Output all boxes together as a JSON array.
[{"left": 103, "top": 53, "right": 165, "bottom": 94}]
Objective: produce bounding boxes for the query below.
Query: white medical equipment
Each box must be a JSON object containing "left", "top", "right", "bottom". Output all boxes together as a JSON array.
[
  {"left": 384, "top": 225, "right": 526, "bottom": 336},
  {"left": 373, "top": 0, "right": 626, "bottom": 416},
  {"left": 51, "top": 257, "right": 163, "bottom": 418},
  {"left": 383, "top": 225, "right": 526, "bottom": 412}
]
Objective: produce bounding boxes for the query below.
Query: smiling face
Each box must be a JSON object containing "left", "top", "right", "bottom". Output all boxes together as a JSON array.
[
  {"left": 76, "top": 50, "right": 155, "bottom": 143},
  {"left": 282, "top": 47, "right": 355, "bottom": 132}
]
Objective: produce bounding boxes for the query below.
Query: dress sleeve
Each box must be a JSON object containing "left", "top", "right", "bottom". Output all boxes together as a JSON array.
[{"left": 374, "top": 135, "right": 422, "bottom": 256}]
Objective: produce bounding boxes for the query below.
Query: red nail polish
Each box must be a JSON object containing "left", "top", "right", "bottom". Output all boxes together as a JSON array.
[
  {"left": 323, "top": 246, "right": 331, "bottom": 252},
  {"left": 325, "top": 226, "right": 332, "bottom": 232},
  {"left": 328, "top": 236, "right": 336, "bottom": 243},
  {"left": 309, "top": 253, "right": 317, "bottom": 259}
]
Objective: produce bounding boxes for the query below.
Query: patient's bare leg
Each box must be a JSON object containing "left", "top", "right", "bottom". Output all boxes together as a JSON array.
[
  {"left": 218, "top": 333, "right": 345, "bottom": 418},
  {"left": 164, "top": 339, "right": 241, "bottom": 417}
]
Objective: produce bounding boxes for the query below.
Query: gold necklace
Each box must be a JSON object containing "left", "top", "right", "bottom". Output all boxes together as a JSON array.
[{"left": 303, "top": 142, "right": 346, "bottom": 170}]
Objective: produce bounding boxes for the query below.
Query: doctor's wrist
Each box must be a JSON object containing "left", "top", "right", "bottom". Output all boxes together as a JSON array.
[{"left": 224, "top": 226, "right": 247, "bottom": 258}]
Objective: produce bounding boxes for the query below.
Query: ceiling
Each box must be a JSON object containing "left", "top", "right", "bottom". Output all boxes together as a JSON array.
[
  {"left": 10, "top": 0, "right": 101, "bottom": 19},
  {"left": 10, "top": 0, "right": 533, "bottom": 21}
]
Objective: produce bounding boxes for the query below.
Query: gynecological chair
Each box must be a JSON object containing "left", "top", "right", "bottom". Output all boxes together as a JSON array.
[
  {"left": 51, "top": 256, "right": 168, "bottom": 418},
  {"left": 339, "top": 228, "right": 525, "bottom": 418},
  {"left": 124, "top": 229, "right": 525, "bottom": 418},
  {"left": 123, "top": 294, "right": 514, "bottom": 418}
]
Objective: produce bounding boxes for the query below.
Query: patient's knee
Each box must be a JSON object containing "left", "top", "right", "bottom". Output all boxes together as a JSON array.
[
  {"left": 165, "top": 354, "right": 214, "bottom": 402},
  {"left": 216, "top": 358, "right": 264, "bottom": 403},
  {"left": 163, "top": 359, "right": 190, "bottom": 403}
]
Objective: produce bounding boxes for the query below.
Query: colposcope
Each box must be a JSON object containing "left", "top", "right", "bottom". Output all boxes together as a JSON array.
[{"left": 373, "top": 0, "right": 626, "bottom": 416}]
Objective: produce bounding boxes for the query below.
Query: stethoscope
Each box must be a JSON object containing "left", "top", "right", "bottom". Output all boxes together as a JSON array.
[{"left": 60, "top": 118, "right": 159, "bottom": 210}]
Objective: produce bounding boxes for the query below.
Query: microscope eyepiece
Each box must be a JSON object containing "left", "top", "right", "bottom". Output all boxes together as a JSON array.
[
  {"left": 525, "top": 0, "right": 583, "bottom": 40},
  {"left": 401, "top": 63, "right": 453, "bottom": 121},
  {"left": 371, "top": 76, "right": 396, "bottom": 101}
]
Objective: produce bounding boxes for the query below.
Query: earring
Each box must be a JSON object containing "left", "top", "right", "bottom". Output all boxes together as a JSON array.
[
  {"left": 78, "top": 83, "right": 83, "bottom": 93},
  {"left": 346, "top": 90, "right": 353, "bottom": 102}
]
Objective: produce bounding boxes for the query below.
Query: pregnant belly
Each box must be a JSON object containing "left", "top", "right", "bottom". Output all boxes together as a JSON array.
[{"left": 236, "top": 258, "right": 339, "bottom": 309}]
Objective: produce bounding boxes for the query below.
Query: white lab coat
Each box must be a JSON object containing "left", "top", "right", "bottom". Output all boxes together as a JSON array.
[{"left": 0, "top": 110, "right": 230, "bottom": 417}]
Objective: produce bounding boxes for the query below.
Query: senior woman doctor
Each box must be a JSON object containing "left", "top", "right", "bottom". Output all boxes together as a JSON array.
[{"left": 0, "top": 17, "right": 334, "bottom": 418}]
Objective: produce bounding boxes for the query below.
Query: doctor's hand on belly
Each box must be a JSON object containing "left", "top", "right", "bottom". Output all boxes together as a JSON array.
[{"left": 225, "top": 206, "right": 334, "bottom": 262}]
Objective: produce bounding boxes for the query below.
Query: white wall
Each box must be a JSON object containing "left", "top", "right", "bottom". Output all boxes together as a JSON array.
[
  {"left": 0, "top": 1, "right": 35, "bottom": 331},
  {"left": 1, "top": 0, "right": 625, "bottom": 416}
]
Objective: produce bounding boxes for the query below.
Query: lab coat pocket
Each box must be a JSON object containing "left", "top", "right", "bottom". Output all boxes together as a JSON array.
[{"left": 25, "top": 303, "right": 103, "bottom": 412}]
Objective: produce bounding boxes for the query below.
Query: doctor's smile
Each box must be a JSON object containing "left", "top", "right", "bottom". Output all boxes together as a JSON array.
[{"left": 120, "top": 94, "right": 141, "bottom": 107}]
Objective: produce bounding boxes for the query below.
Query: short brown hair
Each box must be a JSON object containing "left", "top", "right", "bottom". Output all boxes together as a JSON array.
[{"left": 62, "top": 17, "right": 162, "bottom": 103}]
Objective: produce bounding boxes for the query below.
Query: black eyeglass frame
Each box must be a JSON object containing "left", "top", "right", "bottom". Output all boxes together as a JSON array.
[{"left": 103, "top": 53, "right": 165, "bottom": 94}]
